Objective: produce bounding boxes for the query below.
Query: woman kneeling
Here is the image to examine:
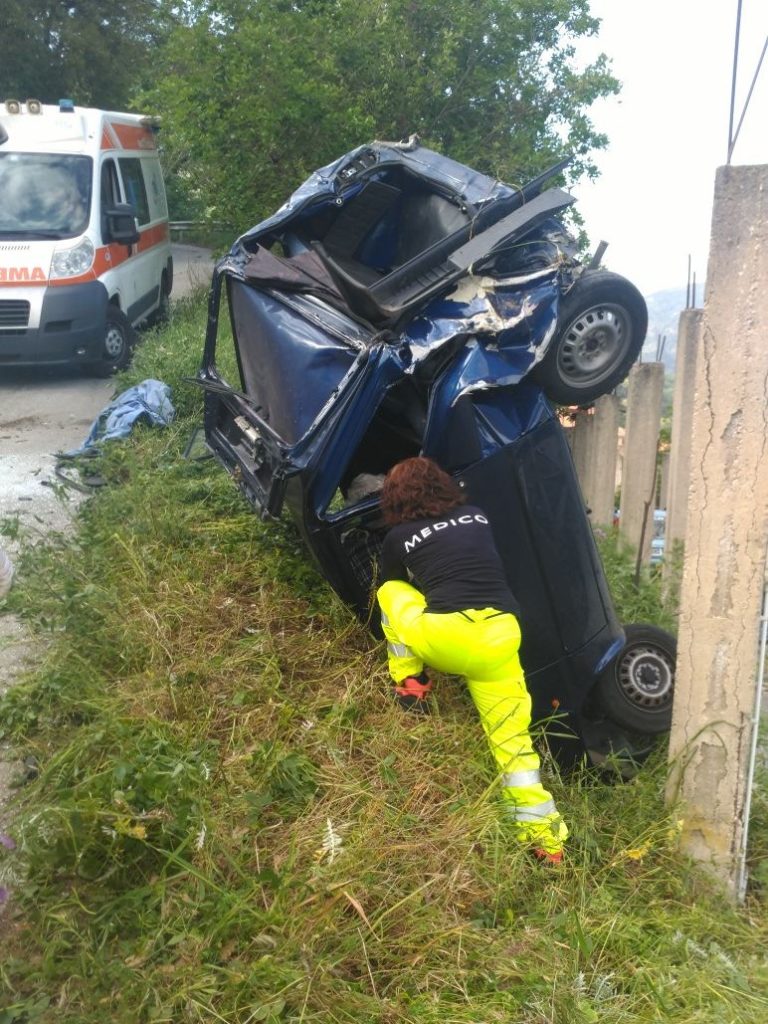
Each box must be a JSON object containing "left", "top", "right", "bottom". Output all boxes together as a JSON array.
[{"left": 377, "top": 456, "right": 568, "bottom": 863}]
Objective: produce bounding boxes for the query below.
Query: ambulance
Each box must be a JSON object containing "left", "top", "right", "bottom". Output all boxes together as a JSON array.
[{"left": 0, "top": 99, "right": 173, "bottom": 375}]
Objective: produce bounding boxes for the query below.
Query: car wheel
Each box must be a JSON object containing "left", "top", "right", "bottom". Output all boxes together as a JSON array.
[
  {"left": 150, "top": 274, "right": 171, "bottom": 328},
  {"left": 534, "top": 270, "right": 648, "bottom": 405},
  {"left": 90, "top": 305, "right": 136, "bottom": 377},
  {"left": 595, "top": 623, "right": 676, "bottom": 735}
]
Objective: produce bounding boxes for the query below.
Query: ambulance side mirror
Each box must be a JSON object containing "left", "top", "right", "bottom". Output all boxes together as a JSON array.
[{"left": 105, "top": 204, "right": 140, "bottom": 245}]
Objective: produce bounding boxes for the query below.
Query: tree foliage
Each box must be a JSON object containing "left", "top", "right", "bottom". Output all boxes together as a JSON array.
[
  {"left": 145, "top": 0, "right": 618, "bottom": 228},
  {"left": 0, "top": 2, "right": 619, "bottom": 230},
  {"left": 0, "top": 1, "right": 174, "bottom": 110}
]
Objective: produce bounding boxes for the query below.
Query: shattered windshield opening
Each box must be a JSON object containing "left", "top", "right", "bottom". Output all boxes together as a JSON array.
[{"left": 0, "top": 153, "right": 92, "bottom": 239}]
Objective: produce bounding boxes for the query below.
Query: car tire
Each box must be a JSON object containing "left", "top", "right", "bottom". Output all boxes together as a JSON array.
[
  {"left": 149, "top": 273, "right": 171, "bottom": 328},
  {"left": 534, "top": 270, "right": 648, "bottom": 405},
  {"left": 90, "top": 305, "right": 136, "bottom": 377},
  {"left": 595, "top": 623, "right": 676, "bottom": 735}
]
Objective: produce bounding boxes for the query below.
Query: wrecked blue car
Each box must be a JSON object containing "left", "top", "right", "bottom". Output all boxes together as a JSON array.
[{"left": 199, "top": 139, "right": 675, "bottom": 766}]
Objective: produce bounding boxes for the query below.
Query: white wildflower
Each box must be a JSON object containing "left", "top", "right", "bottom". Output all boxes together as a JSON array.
[
  {"left": 709, "top": 943, "right": 737, "bottom": 971},
  {"left": 688, "top": 937, "right": 708, "bottom": 959},
  {"left": 593, "top": 973, "right": 617, "bottom": 1002},
  {"left": 35, "top": 822, "right": 56, "bottom": 846},
  {"left": 201, "top": 763, "right": 211, "bottom": 781},
  {"left": 195, "top": 823, "right": 207, "bottom": 851},
  {"left": 321, "top": 819, "right": 344, "bottom": 863}
]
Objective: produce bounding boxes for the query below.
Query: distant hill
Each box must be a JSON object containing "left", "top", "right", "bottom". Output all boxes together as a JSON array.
[{"left": 640, "top": 286, "right": 704, "bottom": 373}]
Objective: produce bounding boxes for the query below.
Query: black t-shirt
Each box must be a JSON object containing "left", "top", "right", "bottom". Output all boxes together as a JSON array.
[{"left": 380, "top": 504, "right": 519, "bottom": 615}]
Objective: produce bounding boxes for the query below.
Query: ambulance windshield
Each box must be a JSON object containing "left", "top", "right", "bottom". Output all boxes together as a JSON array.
[{"left": 0, "top": 153, "right": 92, "bottom": 239}]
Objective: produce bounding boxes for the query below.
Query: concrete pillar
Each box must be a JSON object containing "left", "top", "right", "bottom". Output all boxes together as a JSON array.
[
  {"left": 657, "top": 451, "right": 670, "bottom": 510},
  {"left": 618, "top": 362, "right": 664, "bottom": 563},
  {"left": 667, "top": 165, "right": 768, "bottom": 900},
  {"left": 588, "top": 394, "right": 620, "bottom": 527},
  {"left": 666, "top": 309, "right": 704, "bottom": 547},
  {"left": 570, "top": 409, "right": 593, "bottom": 506},
  {"left": 615, "top": 427, "right": 624, "bottom": 496}
]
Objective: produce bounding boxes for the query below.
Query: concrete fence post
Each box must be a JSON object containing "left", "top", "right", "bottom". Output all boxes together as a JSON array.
[
  {"left": 666, "top": 164, "right": 768, "bottom": 900},
  {"left": 618, "top": 362, "right": 664, "bottom": 563},
  {"left": 665, "top": 309, "right": 704, "bottom": 550},
  {"left": 570, "top": 409, "right": 593, "bottom": 506},
  {"left": 657, "top": 451, "right": 670, "bottom": 510},
  {"left": 588, "top": 394, "right": 620, "bottom": 528}
]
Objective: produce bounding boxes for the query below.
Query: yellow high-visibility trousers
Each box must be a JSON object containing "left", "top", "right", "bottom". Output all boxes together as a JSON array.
[{"left": 378, "top": 579, "right": 568, "bottom": 854}]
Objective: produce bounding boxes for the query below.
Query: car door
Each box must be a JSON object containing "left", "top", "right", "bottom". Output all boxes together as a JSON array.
[
  {"left": 116, "top": 155, "right": 155, "bottom": 323},
  {"left": 202, "top": 273, "right": 372, "bottom": 517}
]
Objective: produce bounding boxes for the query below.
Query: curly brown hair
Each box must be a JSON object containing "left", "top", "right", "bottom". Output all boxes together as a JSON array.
[{"left": 380, "top": 457, "right": 465, "bottom": 526}]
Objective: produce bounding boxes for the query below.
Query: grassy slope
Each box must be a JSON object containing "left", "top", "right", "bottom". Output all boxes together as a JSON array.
[{"left": 1, "top": 297, "right": 767, "bottom": 1024}]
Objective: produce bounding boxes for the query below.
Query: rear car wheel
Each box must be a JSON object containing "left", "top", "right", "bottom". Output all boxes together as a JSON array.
[
  {"left": 595, "top": 623, "right": 676, "bottom": 735},
  {"left": 534, "top": 270, "right": 648, "bottom": 405},
  {"left": 149, "top": 273, "right": 171, "bottom": 328},
  {"left": 90, "top": 305, "right": 136, "bottom": 377}
]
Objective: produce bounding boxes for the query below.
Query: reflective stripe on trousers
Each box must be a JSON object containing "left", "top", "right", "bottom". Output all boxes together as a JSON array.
[{"left": 377, "top": 579, "right": 568, "bottom": 851}]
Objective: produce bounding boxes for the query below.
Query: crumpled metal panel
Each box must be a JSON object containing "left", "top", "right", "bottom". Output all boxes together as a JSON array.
[
  {"left": 402, "top": 269, "right": 561, "bottom": 386},
  {"left": 239, "top": 140, "right": 519, "bottom": 247},
  {"left": 220, "top": 141, "right": 576, "bottom": 411}
]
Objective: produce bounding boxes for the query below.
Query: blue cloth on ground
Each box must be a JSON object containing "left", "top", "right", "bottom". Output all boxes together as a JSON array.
[{"left": 63, "top": 379, "right": 175, "bottom": 455}]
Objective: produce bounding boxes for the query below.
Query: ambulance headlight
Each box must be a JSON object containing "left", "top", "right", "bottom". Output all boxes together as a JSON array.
[{"left": 51, "top": 237, "right": 95, "bottom": 279}]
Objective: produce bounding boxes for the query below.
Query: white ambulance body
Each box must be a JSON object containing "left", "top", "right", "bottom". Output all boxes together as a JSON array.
[{"left": 0, "top": 100, "right": 173, "bottom": 374}]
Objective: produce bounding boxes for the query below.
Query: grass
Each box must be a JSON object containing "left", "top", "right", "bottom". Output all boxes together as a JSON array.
[
  {"left": 593, "top": 530, "right": 679, "bottom": 636},
  {"left": 1, "top": 296, "right": 767, "bottom": 1023}
]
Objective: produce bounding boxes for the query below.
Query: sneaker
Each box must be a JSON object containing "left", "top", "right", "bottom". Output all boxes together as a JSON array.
[
  {"left": 532, "top": 847, "right": 564, "bottom": 865},
  {"left": 393, "top": 675, "right": 432, "bottom": 713}
]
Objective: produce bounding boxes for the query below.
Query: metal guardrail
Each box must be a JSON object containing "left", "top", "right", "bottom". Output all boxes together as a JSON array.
[
  {"left": 169, "top": 221, "right": 235, "bottom": 243},
  {"left": 169, "top": 220, "right": 205, "bottom": 242}
]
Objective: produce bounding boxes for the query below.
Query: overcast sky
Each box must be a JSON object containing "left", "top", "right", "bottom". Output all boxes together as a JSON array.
[{"left": 571, "top": 0, "right": 768, "bottom": 296}]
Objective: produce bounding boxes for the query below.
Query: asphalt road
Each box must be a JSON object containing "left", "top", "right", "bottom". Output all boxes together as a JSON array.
[{"left": 0, "top": 244, "right": 214, "bottom": 547}]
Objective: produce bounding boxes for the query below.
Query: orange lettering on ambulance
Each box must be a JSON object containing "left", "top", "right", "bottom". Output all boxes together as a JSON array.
[{"left": 0, "top": 267, "right": 47, "bottom": 284}]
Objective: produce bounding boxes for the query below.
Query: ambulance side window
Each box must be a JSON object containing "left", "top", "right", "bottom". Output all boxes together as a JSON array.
[
  {"left": 100, "top": 159, "right": 121, "bottom": 244},
  {"left": 118, "top": 158, "right": 150, "bottom": 226}
]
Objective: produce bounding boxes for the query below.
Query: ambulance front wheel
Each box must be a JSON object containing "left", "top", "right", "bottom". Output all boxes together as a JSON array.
[{"left": 91, "top": 305, "right": 137, "bottom": 377}]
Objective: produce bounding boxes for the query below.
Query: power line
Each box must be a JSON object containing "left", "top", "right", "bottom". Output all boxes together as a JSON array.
[{"left": 727, "top": 0, "right": 768, "bottom": 163}]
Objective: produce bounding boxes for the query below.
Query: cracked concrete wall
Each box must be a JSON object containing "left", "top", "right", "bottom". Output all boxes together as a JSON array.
[
  {"left": 619, "top": 362, "right": 664, "bottom": 562},
  {"left": 666, "top": 164, "right": 768, "bottom": 898}
]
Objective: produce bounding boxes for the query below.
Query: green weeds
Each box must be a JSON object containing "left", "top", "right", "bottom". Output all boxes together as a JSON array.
[
  {"left": 1, "top": 298, "right": 766, "bottom": 1022},
  {"left": 595, "top": 530, "right": 678, "bottom": 634}
]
